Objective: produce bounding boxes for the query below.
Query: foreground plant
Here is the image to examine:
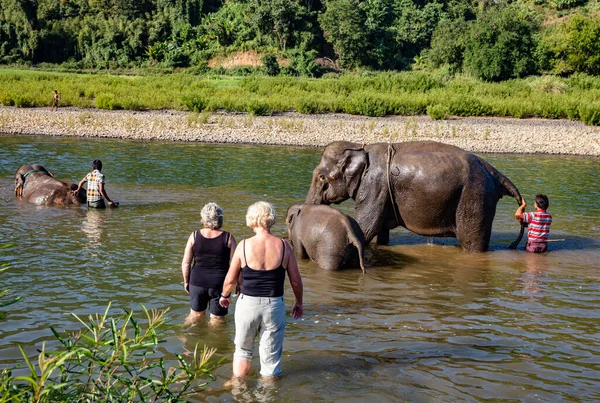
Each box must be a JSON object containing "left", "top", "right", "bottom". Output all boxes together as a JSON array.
[{"left": 0, "top": 303, "right": 222, "bottom": 402}]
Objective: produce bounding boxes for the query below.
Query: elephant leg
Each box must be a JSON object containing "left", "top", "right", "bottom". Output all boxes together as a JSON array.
[
  {"left": 456, "top": 192, "right": 497, "bottom": 252},
  {"left": 376, "top": 229, "right": 390, "bottom": 245},
  {"left": 316, "top": 255, "right": 342, "bottom": 271}
]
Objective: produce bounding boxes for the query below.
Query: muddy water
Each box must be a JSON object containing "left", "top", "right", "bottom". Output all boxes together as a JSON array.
[{"left": 0, "top": 135, "right": 599, "bottom": 401}]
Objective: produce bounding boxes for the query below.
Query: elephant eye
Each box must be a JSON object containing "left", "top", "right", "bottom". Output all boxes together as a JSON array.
[{"left": 318, "top": 174, "right": 327, "bottom": 182}]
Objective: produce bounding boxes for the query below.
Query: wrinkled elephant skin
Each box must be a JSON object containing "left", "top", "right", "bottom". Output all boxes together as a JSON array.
[
  {"left": 15, "top": 164, "right": 86, "bottom": 206},
  {"left": 286, "top": 204, "right": 366, "bottom": 272},
  {"left": 305, "top": 141, "right": 524, "bottom": 252}
]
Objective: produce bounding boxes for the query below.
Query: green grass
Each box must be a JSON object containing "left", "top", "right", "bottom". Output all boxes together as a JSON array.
[{"left": 1, "top": 68, "right": 600, "bottom": 125}]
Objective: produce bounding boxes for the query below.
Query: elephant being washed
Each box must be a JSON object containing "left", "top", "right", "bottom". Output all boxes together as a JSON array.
[
  {"left": 286, "top": 204, "right": 366, "bottom": 272},
  {"left": 15, "top": 164, "right": 86, "bottom": 206},
  {"left": 305, "top": 141, "right": 524, "bottom": 252}
]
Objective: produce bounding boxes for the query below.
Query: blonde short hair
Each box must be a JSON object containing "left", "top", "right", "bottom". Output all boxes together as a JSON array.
[
  {"left": 201, "top": 202, "right": 223, "bottom": 229},
  {"left": 246, "top": 201, "right": 276, "bottom": 229}
]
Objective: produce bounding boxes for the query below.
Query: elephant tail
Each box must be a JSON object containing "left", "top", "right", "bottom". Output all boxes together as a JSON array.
[
  {"left": 348, "top": 219, "right": 366, "bottom": 273},
  {"left": 479, "top": 157, "right": 526, "bottom": 249}
]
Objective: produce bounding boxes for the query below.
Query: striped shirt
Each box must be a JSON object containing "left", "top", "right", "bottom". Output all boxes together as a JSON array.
[
  {"left": 523, "top": 210, "right": 552, "bottom": 242},
  {"left": 85, "top": 170, "right": 105, "bottom": 202}
]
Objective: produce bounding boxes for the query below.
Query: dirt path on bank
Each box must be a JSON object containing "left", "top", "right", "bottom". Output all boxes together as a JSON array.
[{"left": 1, "top": 107, "right": 598, "bottom": 155}]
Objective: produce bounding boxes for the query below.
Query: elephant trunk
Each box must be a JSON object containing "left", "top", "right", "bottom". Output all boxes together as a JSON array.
[{"left": 305, "top": 175, "right": 323, "bottom": 205}]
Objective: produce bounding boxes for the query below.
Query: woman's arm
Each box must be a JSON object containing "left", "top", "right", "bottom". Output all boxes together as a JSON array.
[
  {"left": 181, "top": 232, "right": 195, "bottom": 294},
  {"left": 220, "top": 241, "right": 244, "bottom": 307},
  {"left": 284, "top": 240, "right": 303, "bottom": 319}
]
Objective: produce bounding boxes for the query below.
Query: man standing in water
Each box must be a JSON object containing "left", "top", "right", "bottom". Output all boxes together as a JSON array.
[
  {"left": 51, "top": 90, "right": 60, "bottom": 111},
  {"left": 74, "top": 159, "right": 117, "bottom": 209}
]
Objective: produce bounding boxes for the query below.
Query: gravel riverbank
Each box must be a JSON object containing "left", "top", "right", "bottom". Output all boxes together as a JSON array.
[{"left": 1, "top": 106, "right": 599, "bottom": 155}]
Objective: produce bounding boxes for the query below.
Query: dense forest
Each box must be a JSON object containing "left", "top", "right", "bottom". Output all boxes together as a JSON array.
[{"left": 1, "top": 0, "right": 600, "bottom": 80}]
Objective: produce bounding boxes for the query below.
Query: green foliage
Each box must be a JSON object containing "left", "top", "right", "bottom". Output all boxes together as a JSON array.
[
  {"left": 0, "top": 304, "right": 221, "bottom": 402},
  {"left": 579, "top": 104, "right": 600, "bottom": 125},
  {"left": 539, "top": 15, "right": 600, "bottom": 76},
  {"left": 262, "top": 53, "right": 280, "bottom": 76},
  {"left": 181, "top": 93, "right": 210, "bottom": 112},
  {"left": 427, "top": 104, "right": 449, "bottom": 120},
  {"left": 3, "top": 68, "right": 600, "bottom": 125},
  {"left": 424, "top": 18, "right": 469, "bottom": 73},
  {"left": 463, "top": 5, "right": 542, "bottom": 82},
  {"left": 95, "top": 93, "right": 122, "bottom": 110},
  {"left": 548, "top": 0, "right": 586, "bottom": 10}
]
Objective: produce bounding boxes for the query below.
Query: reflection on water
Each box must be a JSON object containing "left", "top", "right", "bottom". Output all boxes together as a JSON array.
[
  {"left": 81, "top": 208, "right": 104, "bottom": 249},
  {"left": 1, "top": 135, "right": 599, "bottom": 401}
]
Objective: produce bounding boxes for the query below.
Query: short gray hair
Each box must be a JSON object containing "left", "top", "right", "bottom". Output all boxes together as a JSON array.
[
  {"left": 246, "top": 201, "right": 276, "bottom": 229},
  {"left": 201, "top": 202, "right": 223, "bottom": 229}
]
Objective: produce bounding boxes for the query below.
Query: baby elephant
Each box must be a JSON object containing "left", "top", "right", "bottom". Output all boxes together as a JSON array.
[{"left": 286, "top": 204, "right": 366, "bottom": 272}]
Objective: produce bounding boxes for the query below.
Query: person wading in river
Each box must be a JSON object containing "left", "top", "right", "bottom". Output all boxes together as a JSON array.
[
  {"left": 515, "top": 194, "right": 552, "bottom": 253},
  {"left": 74, "top": 159, "right": 117, "bottom": 209}
]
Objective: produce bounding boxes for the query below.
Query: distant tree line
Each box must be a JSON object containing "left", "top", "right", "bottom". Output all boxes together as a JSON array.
[{"left": 1, "top": 0, "right": 600, "bottom": 80}]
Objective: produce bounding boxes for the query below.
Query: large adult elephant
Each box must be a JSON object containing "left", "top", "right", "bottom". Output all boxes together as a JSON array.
[
  {"left": 15, "top": 164, "right": 86, "bottom": 206},
  {"left": 305, "top": 141, "right": 524, "bottom": 252}
]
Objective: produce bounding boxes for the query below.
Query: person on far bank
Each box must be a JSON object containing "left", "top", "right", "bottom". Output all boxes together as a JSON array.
[
  {"left": 220, "top": 201, "right": 303, "bottom": 384},
  {"left": 51, "top": 90, "right": 60, "bottom": 111},
  {"left": 74, "top": 159, "right": 117, "bottom": 209},
  {"left": 181, "top": 202, "right": 237, "bottom": 327},
  {"left": 515, "top": 194, "right": 552, "bottom": 253}
]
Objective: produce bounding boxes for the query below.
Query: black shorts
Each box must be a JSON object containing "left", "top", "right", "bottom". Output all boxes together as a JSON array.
[{"left": 189, "top": 284, "right": 228, "bottom": 317}]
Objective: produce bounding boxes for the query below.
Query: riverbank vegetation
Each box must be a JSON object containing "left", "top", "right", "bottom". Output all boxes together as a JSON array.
[
  {"left": 2, "top": 0, "right": 600, "bottom": 79},
  {"left": 2, "top": 0, "right": 600, "bottom": 124},
  {"left": 0, "top": 303, "right": 221, "bottom": 402},
  {"left": 2, "top": 68, "right": 600, "bottom": 125}
]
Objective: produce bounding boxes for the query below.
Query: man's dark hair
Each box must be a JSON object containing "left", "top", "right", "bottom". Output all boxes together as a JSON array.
[
  {"left": 535, "top": 194, "right": 549, "bottom": 210},
  {"left": 92, "top": 159, "right": 102, "bottom": 171}
]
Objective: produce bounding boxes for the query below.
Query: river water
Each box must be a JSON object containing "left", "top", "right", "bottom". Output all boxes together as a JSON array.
[{"left": 0, "top": 134, "right": 599, "bottom": 402}]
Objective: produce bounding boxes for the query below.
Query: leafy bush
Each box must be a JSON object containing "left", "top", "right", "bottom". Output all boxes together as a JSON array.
[
  {"left": 262, "top": 54, "right": 281, "bottom": 76},
  {"left": 245, "top": 98, "right": 272, "bottom": 115},
  {"left": 427, "top": 104, "right": 449, "bottom": 120},
  {"left": 95, "top": 93, "right": 122, "bottom": 110},
  {"left": 0, "top": 304, "right": 221, "bottom": 402},
  {"left": 539, "top": 15, "right": 600, "bottom": 76},
  {"left": 463, "top": 5, "right": 541, "bottom": 81},
  {"left": 579, "top": 104, "right": 600, "bottom": 126},
  {"left": 425, "top": 19, "right": 468, "bottom": 73},
  {"left": 342, "top": 92, "right": 391, "bottom": 117},
  {"left": 181, "top": 93, "right": 210, "bottom": 112}
]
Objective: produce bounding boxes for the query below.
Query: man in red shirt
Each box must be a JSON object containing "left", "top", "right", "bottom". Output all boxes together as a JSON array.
[{"left": 515, "top": 194, "right": 552, "bottom": 253}]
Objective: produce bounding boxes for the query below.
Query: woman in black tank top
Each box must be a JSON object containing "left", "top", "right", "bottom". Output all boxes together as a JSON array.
[
  {"left": 181, "top": 203, "right": 237, "bottom": 327},
  {"left": 219, "top": 201, "right": 303, "bottom": 381}
]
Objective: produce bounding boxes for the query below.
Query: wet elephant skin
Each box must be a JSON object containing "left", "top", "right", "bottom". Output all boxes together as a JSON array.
[
  {"left": 305, "top": 141, "right": 524, "bottom": 252},
  {"left": 15, "top": 164, "right": 86, "bottom": 206}
]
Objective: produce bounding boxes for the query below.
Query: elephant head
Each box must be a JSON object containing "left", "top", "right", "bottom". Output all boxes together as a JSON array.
[
  {"left": 305, "top": 141, "right": 368, "bottom": 205},
  {"left": 15, "top": 165, "right": 35, "bottom": 199}
]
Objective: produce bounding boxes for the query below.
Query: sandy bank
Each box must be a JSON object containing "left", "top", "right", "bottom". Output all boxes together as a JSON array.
[{"left": 0, "top": 106, "right": 598, "bottom": 155}]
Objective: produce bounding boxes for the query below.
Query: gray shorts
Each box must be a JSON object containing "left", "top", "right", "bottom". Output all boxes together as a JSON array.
[{"left": 234, "top": 294, "right": 286, "bottom": 377}]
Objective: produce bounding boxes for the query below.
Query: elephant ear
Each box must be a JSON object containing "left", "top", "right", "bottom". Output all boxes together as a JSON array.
[
  {"left": 286, "top": 205, "right": 301, "bottom": 227},
  {"left": 339, "top": 148, "right": 367, "bottom": 199},
  {"left": 15, "top": 174, "right": 24, "bottom": 198}
]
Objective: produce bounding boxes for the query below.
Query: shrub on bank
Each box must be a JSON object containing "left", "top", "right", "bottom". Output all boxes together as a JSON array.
[{"left": 0, "top": 304, "right": 221, "bottom": 402}]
